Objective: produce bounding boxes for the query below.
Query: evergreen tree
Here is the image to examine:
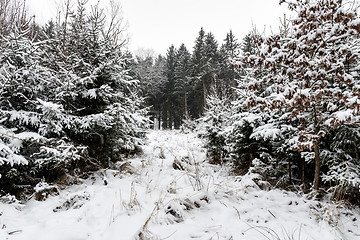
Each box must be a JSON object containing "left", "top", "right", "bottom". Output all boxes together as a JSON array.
[
  {"left": 56, "top": 1, "right": 148, "bottom": 162},
  {"left": 203, "top": 32, "right": 220, "bottom": 77},
  {"left": 162, "top": 45, "right": 177, "bottom": 129},
  {"left": 322, "top": 125, "right": 360, "bottom": 189},
  {"left": 218, "top": 30, "right": 241, "bottom": 97},
  {"left": 201, "top": 93, "right": 232, "bottom": 164},
  {"left": 188, "top": 28, "right": 221, "bottom": 119},
  {"left": 0, "top": 10, "right": 87, "bottom": 197},
  {"left": 189, "top": 28, "right": 207, "bottom": 119},
  {"left": 132, "top": 53, "right": 156, "bottom": 96},
  {"left": 151, "top": 55, "right": 167, "bottom": 129},
  {"left": 240, "top": 33, "right": 254, "bottom": 55},
  {"left": 202, "top": 32, "right": 220, "bottom": 107},
  {"left": 223, "top": 30, "right": 240, "bottom": 58},
  {"left": 174, "top": 44, "right": 191, "bottom": 123}
]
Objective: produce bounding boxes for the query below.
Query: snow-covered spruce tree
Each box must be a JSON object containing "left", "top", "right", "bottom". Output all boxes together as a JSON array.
[
  {"left": 162, "top": 45, "right": 177, "bottom": 129},
  {"left": 322, "top": 125, "right": 360, "bottom": 191},
  {"left": 174, "top": 44, "right": 192, "bottom": 123},
  {"left": 204, "top": 87, "right": 301, "bottom": 185},
  {"left": 200, "top": 92, "right": 232, "bottom": 164},
  {"left": 218, "top": 30, "right": 241, "bottom": 98},
  {"left": 45, "top": 1, "right": 148, "bottom": 164},
  {"left": 228, "top": 83, "right": 298, "bottom": 180},
  {"left": 237, "top": 0, "right": 360, "bottom": 190},
  {"left": 201, "top": 30, "right": 241, "bottom": 165},
  {"left": 0, "top": 0, "right": 147, "bottom": 198},
  {"left": 240, "top": 33, "right": 255, "bottom": 55},
  {"left": 149, "top": 55, "right": 167, "bottom": 129},
  {"left": 0, "top": 16, "right": 87, "bottom": 196},
  {"left": 188, "top": 28, "right": 207, "bottom": 119},
  {"left": 201, "top": 32, "right": 241, "bottom": 166}
]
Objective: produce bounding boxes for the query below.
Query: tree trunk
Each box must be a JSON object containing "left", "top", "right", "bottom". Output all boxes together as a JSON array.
[
  {"left": 158, "top": 111, "right": 161, "bottom": 130},
  {"left": 302, "top": 156, "right": 305, "bottom": 191},
  {"left": 184, "top": 91, "right": 189, "bottom": 120},
  {"left": 203, "top": 80, "right": 207, "bottom": 110},
  {"left": 162, "top": 103, "right": 168, "bottom": 129},
  {"left": 62, "top": 0, "right": 70, "bottom": 53},
  {"left": 313, "top": 141, "right": 321, "bottom": 190},
  {"left": 169, "top": 99, "right": 173, "bottom": 129},
  {"left": 288, "top": 158, "right": 292, "bottom": 183},
  {"left": 353, "top": 136, "right": 359, "bottom": 161},
  {"left": 312, "top": 105, "right": 321, "bottom": 191}
]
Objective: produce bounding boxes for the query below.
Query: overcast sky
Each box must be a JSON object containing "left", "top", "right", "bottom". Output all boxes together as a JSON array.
[{"left": 26, "top": 0, "right": 290, "bottom": 55}]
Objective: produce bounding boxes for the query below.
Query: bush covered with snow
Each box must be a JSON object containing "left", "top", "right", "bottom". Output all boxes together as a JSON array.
[{"left": 200, "top": 94, "right": 232, "bottom": 164}]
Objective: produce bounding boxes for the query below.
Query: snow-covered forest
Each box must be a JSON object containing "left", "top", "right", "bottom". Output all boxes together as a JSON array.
[{"left": 1, "top": 0, "right": 360, "bottom": 239}]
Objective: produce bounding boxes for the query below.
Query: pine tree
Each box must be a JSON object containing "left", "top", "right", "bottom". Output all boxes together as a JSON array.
[
  {"left": 201, "top": 93, "right": 232, "bottom": 164},
  {"left": 162, "top": 45, "right": 177, "bottom": 129},
  {"left": 44, "top": 0, "right": 149, "bottom": 163},
  {"left": 223, "top": 30, "right": 240, "bottom": 58},
  {"left": 189, "top": 28, "right": 207, "bottom": 119},
  {"left": 218, "top": 30, "right": 241, "bottom": 97},
  {"left": 174, "top": 44, "right": 191, "bottom": 123},
  {"left": 188, "top": 28, "right": 221, "bottom": 119},
  {"left": 136, "top": 55, "right": 155, "bottom": 94},
  {"left": 0, "top": 9, "right": 88, "bottom": 196},
  {"left": 202, "top": 32, "right": 220, "bottom": 107},
  {"left": 151, "top": 55, "right": 167, "bottom": 129},
  {"left": 240, "top": 33, "right": 254, "bottom": 55},
  {"left": 322, "top": 125, "right": 360, "bottom": 189}
]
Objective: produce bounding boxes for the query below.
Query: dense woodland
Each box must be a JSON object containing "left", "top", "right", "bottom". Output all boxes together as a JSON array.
[
  {"left": 1, "top": 0, "right": 360, "bottom": 206},
  {"left": 131, "top": 27, "right": 241, "bottom": 129}
]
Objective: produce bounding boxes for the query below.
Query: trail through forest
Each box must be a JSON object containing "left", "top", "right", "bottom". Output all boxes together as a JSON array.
[{"left": 1, "top": 130, "right": 359, "bottom": 240}]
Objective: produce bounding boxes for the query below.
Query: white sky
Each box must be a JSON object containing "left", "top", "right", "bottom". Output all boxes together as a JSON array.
[{"left": 26, "top": 0, "right": 290, "bottom": 55}]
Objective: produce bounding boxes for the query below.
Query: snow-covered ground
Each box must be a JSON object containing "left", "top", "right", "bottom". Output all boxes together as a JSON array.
[{"left": 1, "top": 130, "right": 359, "bottom": 240}]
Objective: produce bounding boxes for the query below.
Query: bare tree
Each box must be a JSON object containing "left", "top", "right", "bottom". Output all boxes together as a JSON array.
[
  {"left": 0, "top": 0, "right": 25, "bottom": 37},
  {"left": 103, "top": 0, "right": 128, "bottom": 48}
]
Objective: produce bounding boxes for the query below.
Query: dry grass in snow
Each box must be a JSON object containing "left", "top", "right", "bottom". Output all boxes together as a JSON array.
[{"left": 0, "top": 130, "right": 359, "bottom": 240}]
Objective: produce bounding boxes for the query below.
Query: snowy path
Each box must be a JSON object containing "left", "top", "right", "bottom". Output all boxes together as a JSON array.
[{"left": 1, "top": 130, "right": 359, "bottom": 239}]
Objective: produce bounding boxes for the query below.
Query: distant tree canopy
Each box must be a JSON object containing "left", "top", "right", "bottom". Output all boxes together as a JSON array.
[{"left": 132, "top": 28, "right": 242, "bottom": 129}]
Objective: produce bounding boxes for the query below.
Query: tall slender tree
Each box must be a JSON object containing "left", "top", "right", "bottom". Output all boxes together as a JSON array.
[
  {"left": 189, "top": 28, "right": 207, "bottom": 119},
  {"left": 162, "top": 45, "right": 177, "bottom": 129},
  {"left": 218, "top": 30, "right": 241, "bottom": 97},
  {"left": 174, "top": 43, "right": 191, "bottom": 123}
]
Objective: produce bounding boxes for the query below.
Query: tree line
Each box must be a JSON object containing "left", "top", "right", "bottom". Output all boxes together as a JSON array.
[{"left": 131, "top": 28, "right": 247, "bottom": 129}]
